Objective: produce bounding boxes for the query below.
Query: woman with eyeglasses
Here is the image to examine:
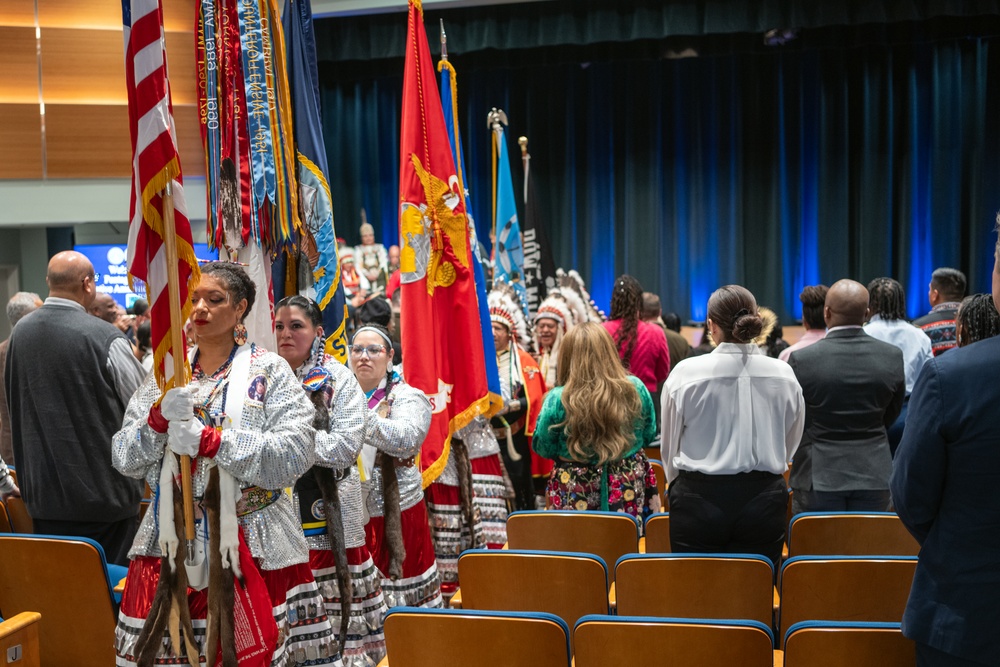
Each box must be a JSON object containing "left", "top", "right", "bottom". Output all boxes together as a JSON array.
[
  {"left": 274, "top": 295, "right": 390, "bottom": 667},
  {"left": 112, "top": 263, "right": 342, "bottom": 666},
  {"left": 351, "top": 322, "right": 443, "bottom": 609}
]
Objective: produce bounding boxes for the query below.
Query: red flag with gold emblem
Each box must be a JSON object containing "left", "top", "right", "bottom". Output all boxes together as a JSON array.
[{"left": 399, "top": 0, "right": 491, "bottom": 486}]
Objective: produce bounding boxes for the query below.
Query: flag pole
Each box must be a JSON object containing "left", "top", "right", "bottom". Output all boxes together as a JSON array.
[
  {"left": 487, "top": 108, "right": 508, "bottom": 275},
  {"left": 162, "top": 182, "right": 197, "bottom": 561},
  {"left": 519, "top": 135, "right": 529, "bottom": 204}
]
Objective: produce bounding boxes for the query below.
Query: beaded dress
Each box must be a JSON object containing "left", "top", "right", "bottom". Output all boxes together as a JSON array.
[{"left": 112, "top": 344, "right": 342, "bottom": 667}]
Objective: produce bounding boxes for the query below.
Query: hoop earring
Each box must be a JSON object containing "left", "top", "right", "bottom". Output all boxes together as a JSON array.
[{"left": 233, "top": 322, "right": 248, "bottom": 346}]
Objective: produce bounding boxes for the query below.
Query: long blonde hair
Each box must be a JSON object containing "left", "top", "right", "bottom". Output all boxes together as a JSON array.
[{"left": 555, "top": 322, "right": 642, "bottom": 465}]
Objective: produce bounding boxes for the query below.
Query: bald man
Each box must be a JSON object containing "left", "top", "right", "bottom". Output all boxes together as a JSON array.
[
  {"left": 786, "top": 279, "right": 905, "bottom": 514},
  {"left": 5, "top": 251, "right": 145, "bottom": 564}
]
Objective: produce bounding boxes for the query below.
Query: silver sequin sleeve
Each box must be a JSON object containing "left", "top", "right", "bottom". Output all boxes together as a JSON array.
[
  {"left": 313, "top": 361, "right": 367, "bottom": 470},
  {"left": 364, "top": 382, "right": 431, "bottom": 459},
  {"left": 362, "top": 382, "right": 432, "bottom": 517},
  {"left": 459, "top": 416, "right": 500, "bottom": 460},
  {"left": 112, "top": 372, "right": 169, "bottom": 481},
  {"left": 214, "top": 352, "right": 317, "bottom": 491},
  {"left": 113, "top": 347, "right": 314, "bottom": 570}
]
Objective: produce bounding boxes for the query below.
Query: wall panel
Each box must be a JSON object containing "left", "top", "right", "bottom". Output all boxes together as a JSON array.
[
  {"left": 45, "top": 104, "right": 130, "bottom": 178},
  {"left": 0, "top": 105, "right": 43, "bottom": 179}
]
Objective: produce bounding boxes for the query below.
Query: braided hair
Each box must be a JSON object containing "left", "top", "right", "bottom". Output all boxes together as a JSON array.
[
  {"left": 956, "top": 294, "right": 1000, "bottom": 347},
  {"left": 867, "top": 278, "right": 907, "bottom": 321},
  {"left": 609, "top": 275, "right": 643, "bottom": 370}
]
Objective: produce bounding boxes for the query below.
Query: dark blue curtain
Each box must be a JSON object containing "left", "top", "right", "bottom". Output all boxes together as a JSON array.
[{"left": 319, "top": 22, "right": 1000, "bottom": 321}]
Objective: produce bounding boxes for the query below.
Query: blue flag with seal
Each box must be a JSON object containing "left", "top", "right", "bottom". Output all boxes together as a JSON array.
[
  {"left": 490, "top": 113, "right": 529, "bottom": 315},
  {"left": 439, "top": 46, "right": 502, "bottom": 415},
  {"left": 281, "top": 0, "right": 348, "bottom": 362}
]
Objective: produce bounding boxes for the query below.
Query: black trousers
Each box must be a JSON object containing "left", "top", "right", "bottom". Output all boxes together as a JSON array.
[
  {"left": 500, "top": 433, "right": 535, "bottom": 512},
  {"left": 33, "top": 515, "right": 139, "bottom": 566},
  {"left": 668, "top": 470, "right": 787, "bottom": 568}
]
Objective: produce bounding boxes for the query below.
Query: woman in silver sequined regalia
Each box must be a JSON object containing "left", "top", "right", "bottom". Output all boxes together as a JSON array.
[
  {"left": 275, "top": 296, "right": 389, "bottom": 667},
  {"left": 351, "top": 323, "right": 443, "bottom": 609},
  {"left": 112, "top": 263, "right": 342, "bottom": 667}
]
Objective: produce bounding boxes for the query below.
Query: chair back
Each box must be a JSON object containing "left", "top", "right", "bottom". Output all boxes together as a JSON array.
[
  {"left": 0, "top": 501, "right": 11, "bottom": 533},
  {"left": 0, "top": 611, "right": 41, "bottom": 667},
  {"left": 574, "top": 615, "right": 774, "bottom": 667},
  {"left": 778, "top": 556, "right": 917, "bottom": 646},
  {"left": 615, "top": 554, "right": 773, "bottom": 626},
  {"left": 787, "top": 512, "right": 919, "bottom": 557},
  {"left": 649, "top": 459, "right": 667, "bottom": 509},
  {"left": 383, "top": 608, "right": 571, "bottom": 667},
  {"left": 783, "top": 621, "right": 916, "bottom": 667},
  {"left": 643, "top": 513, "right": 671, "bottom": 553},
  {"left": 0, "top": 534, "right": 117, "bottom": 666},
  {"left": 3, "top": 498, "right": 32, "bottom": 533},
  {"left": 457, "top": 550, "right": 609, "bottom": 642},
  {"left": 505, "top": 511, "right": 638, "bottom": 585}
]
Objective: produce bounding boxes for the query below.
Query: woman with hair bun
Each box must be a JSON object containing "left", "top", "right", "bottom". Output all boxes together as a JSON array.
[{"left": 660, "top": 285, "right": 805, "bottom": 567}]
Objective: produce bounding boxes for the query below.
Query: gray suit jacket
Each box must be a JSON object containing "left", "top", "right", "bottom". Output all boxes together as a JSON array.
[{"left": 787, "top": 328, "right": 905, "bottom": 492}]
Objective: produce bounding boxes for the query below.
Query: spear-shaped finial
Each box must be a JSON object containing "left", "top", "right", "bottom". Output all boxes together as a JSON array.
[{"left": 440, "top": 19, "right": 448, "bottom": 60}]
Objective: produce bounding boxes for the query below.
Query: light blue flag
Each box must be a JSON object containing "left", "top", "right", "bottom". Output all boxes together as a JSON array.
[
  {"left": 441, "top": 59, "right": 502, "bottom": 411},
  {"left": 493, "top": 124, "right": 529, "bottom": 315}
]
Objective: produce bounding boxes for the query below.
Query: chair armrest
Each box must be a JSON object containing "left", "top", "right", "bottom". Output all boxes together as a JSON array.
[
  {"left": 773, "top": 649, "right": 783, "bottom": 667},
  {"left": 377, "top": 656, "right": 389, "bottom": 667},
  {"left": 608, "top": 581, "right": 616, "bottom": 610},
  {"left": 0, "top": 611, "right": 41, "bottom": 638},
  {"left": 638, "top": 536, "right": 646, "bottom": 554},
  {"left": 449, "top": 588, "right": 463, "bottom": 609}
]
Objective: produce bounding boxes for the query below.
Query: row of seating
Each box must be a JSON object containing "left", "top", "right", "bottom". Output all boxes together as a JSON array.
[
  {"left": 379, "top": 608, "right": 914, "bottom": 667},
  {"left": 450, "top": 549, "right": 916, "bottom": 646},
  {"left": 503, "top": 510, "right": 918, "bottom": 585},
  {"left": 0, "top": 534, "right": 123, "bottom": 667},
  {"left": 0, "top": 497, "right": 32, "bottom": 534}
]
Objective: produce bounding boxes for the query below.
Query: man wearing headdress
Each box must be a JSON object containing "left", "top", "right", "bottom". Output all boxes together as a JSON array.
[
  {"left": 354, "top": 222, "right": 388, "bottom": 294},
  {"left": 533, "top": 290, "right": 576, "bottom": 390},
  {"left": 491, "top": 285, "right": 547, "bottom": 511}
]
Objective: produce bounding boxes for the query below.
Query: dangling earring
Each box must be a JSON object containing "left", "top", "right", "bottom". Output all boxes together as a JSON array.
[{"left": 233, "top": 322, "right": 248, "bottom": 346}]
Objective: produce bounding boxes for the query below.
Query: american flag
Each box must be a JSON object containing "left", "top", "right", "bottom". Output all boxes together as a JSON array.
[{"left": 123, "top": 0, "right": 200, "bottom": 390}]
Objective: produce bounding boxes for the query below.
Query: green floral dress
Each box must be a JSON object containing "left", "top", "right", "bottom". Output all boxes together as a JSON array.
[{"left": 532, "top": 375, "right": 657, "bottom": 520}]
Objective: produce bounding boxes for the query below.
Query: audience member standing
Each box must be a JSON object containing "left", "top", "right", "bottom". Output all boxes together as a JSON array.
[
  {"left": 642, "top": 293, "right": 691, "bottom": 371},
  {"left": 533, "top": 322, "right": 658, "bottom": 521},
  {"left": 0, "top": 292, "right": 42, "bottom": 465},
  {"left": 913, "top": 267, "right": 967, "bottom": 356},
  {"left": 890, "top": 251, "right": 1000, "bottom": 667},
  {"left": 788, "top": 279, "right": 905, "bottom": 514},
  {"left": 863, "top": 278, "right": 933, "bottom": 453},
  {"left": 603, "top": 275, "right": 670, "bottom": 395},
  {"left": 661, "top": 285, "right": 803, "bottom": 566},
  {"left": 6, "top": 251, "right": 145, "bottom": 564},
  {"left": 955, "top": 293, "right": 1000, "bottom": 347},
  {"left": 779, "top": 285, "right": 828, "bottom": 362}
]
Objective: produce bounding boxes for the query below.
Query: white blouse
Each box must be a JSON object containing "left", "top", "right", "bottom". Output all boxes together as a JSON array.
[{"left": 661, "top": 342, "right": 805, "bottom": 483}]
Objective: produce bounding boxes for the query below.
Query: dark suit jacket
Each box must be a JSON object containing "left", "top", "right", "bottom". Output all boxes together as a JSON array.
[
  {"left": 787, "top": 328, "right": 905, "bottom": 492},
  {"left": 890, "top": 336, "right": 1000, "bottom": 662}
]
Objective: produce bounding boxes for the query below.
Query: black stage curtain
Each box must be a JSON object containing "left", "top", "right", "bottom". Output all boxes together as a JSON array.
[{"left": 318, "top": 15, "right": 1000, "bottom": 321}]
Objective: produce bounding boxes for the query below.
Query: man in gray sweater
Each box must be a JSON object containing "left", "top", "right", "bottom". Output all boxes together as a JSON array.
[{"left": 5, "top": 251, "right": 145, "bottom": 565}]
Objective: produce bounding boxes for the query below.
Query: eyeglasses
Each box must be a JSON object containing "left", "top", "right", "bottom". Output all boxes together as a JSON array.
[{"left": 350, "top": 344, "right": 386, "bottom": 358}]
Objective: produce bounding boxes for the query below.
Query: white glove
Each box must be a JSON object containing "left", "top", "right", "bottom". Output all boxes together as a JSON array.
[
  {"left": 167, "top": 419, "right": 202, "bottom": 457},
  {"left": 161, "top": 387, "right": 195, "bottom": 422}
]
